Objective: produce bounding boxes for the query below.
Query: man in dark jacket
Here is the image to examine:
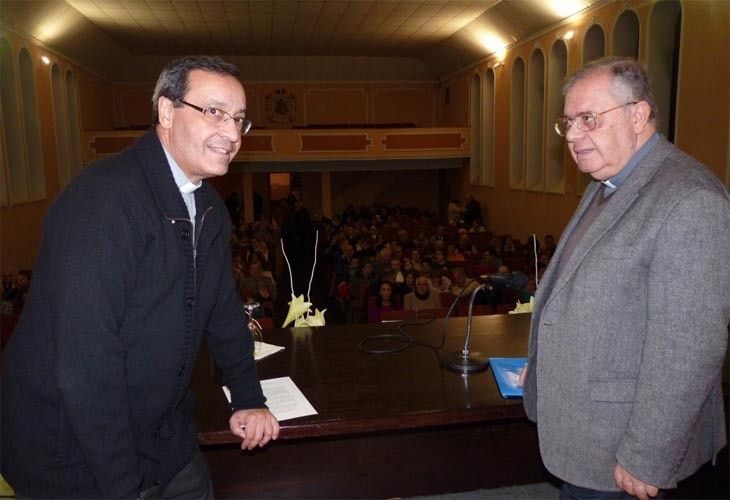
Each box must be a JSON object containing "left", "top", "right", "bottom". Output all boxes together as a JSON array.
[{"left": 1, "top": 56, "right": 279, "bottom": 499}]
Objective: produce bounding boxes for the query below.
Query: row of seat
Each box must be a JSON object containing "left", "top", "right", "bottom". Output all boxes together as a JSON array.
[{"left": 380, "top": 303, "right": 517, "bottom": 322}]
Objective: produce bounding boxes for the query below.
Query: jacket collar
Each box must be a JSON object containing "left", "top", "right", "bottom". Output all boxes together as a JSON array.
[{"left": 132, "top": 128, "right": 223, "bottom": 238}]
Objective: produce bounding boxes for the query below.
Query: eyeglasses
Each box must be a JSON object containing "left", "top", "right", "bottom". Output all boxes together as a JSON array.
[
  {"left": 554, "top": 101, "right": 637, "bottom": 137},
  {"left": 178, "top": 99, "right": 252, "bottom": 135}
]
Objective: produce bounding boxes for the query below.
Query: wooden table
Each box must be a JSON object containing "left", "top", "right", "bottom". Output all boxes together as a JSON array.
[{"left": 193, "top": 313, "right": 550, "bottom": 498}]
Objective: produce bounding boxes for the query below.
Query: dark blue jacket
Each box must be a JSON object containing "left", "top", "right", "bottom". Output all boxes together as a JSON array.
[{"left": 1, "top": 129, "right": 265, "bottom": 498}]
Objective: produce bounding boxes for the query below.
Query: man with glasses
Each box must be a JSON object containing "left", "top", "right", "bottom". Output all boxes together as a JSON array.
[
  {"left": 1, "top": 56, "right": 278, "bottom": 499},
  {"left": 520, "top": 57, "right": 730, "bottom": 499}
]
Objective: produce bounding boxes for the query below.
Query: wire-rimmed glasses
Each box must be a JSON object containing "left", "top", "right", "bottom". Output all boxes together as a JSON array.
[
  {"left": 178, "top": 99, "right": 253, "bottom": 135},
  {"left": 554, "top": 101, "right": 637, "bottom": 137}
]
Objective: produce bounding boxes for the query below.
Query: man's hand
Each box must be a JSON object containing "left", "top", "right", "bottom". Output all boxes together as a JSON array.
[
  {"left": 229, "top": 408, "right": 280, "bottom": 450},
  {"left": 614, "top": 463, "right": 659, "bottom": 500},
  {"left": 518, "top": 362, "right": 529, "bottom": 387}
]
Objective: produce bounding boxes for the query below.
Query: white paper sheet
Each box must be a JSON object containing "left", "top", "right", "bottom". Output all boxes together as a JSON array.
[
  {"left": 222, "top": 376, "right": 317, "bottom": 422},
  {"left": 254, "top": 341, "right": 285, "bottom": 361}
]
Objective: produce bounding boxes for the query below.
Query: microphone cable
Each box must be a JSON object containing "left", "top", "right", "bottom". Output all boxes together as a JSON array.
[{"left": 357, "top": 278, "right": 477, "bottom": 356}]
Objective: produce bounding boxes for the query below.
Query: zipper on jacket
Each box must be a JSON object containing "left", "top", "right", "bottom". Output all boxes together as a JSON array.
[{"left": 165, "top": 206, "right": 213, "bottom": 300}]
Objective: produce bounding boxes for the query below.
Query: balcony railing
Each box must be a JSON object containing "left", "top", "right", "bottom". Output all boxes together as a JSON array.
[{"left": 83, "top": 127, "right": 470, "bottom": 164}]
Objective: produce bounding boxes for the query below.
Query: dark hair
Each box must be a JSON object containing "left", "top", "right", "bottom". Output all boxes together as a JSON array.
[
  {"left": 152, "top": 55, "right": 241, "bottom": 124},
  {"left": 563, "top": 56, "right": 658, "bottom": 124},
  {"left": 375, "top": 280, "right": 396, "bottom": 308}
]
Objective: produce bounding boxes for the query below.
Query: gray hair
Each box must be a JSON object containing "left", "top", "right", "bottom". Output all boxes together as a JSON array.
[
  {"left": 563, "top": 56, "right": 658, "bottom": 124},
  {"left": 152, "top": 55, "right": 241, "bottom": 124}
]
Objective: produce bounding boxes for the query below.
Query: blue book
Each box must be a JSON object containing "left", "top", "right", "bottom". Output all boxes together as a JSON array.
[{"left": 489, "top": 357, "right": 528, "bottom": 398}]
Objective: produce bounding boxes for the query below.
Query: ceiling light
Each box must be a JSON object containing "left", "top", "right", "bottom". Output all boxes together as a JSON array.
[
  {"left": 479, "top": 33, "right": 508, "bottom": 55},
  {"left": 548, "top": 0, "right": 588, "bottom": 18}
]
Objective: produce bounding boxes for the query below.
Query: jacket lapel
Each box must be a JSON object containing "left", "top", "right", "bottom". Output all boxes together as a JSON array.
[
  {"left": 134, "top": 128, "right": 190, "bottom": 221},
  {"left": 539, "top": 138, "right": 673, "bottom": 311}
]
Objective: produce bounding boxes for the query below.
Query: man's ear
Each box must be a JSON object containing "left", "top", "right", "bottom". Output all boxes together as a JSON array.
[
  {"left": 158, "top": 96, "right": 175, "bottom": 129},
  {"left": 631, "top": 100, "right": 652, "bottom": 134}
]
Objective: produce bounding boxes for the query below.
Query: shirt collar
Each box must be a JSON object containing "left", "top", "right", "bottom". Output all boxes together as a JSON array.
[
  {"left": 601, "top": 132, "right": 660, "bottom": 191},
  {"left": 162, "top": 147, "right": 202, "bottom": 194}
]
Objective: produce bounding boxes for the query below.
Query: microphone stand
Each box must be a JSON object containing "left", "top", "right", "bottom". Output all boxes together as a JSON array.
[{"left": 442, "top": 283, "right": 490, "bottom": 373}]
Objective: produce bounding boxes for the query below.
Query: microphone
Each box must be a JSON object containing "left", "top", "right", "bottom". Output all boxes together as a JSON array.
[{"left": 442, "top": 283, "right": 490, "bottom": 373}]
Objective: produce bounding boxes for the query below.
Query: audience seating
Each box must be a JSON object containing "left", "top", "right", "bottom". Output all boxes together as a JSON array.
[
  {"left": 380, "top": 310, "right": 416, "bottom": 322},
  {"left": 416, "top": 307, "right": 450, "bottom": 319}
]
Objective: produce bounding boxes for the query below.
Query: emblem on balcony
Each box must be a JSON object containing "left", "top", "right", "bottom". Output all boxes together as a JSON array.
[{"left": 266, "top": 89, "right": 296, "bottom": 124}]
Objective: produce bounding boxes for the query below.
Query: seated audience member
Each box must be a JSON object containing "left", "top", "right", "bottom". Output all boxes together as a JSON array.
[
  {"left": 419, "top": 260, "right": 432, "bottom": 277},
  {"left": 430, "top": 249, "right": 450, "bottom": 271},
  {"left": 395, "top": 271, "right": 416, "bottom": 304},
  {"left": 468, "top": 218, "right": 487, "bottom": 233},
  {"left": 1, "top": 269, "right": 15, "bottom": 315},
  {"left": 368, "top": 281, "right": 401, "bottom": 322},
  {"left": 390, "top": 242, "right": 404, "bottom": 262},
  {"left": 347, "top": 257, "right": 360, "bottom": 281},
  {"left": 396, "top": 229, "right": 414, "bottom": 250},
  {"left": 239, "top": 262, "right": 278, "bottom": 301},
  {"left": 232, "top": 253, "right": 245, "bottom": 284},
  {"left": 334, "top": 241, "right": 355, "bottom": 283},
  {"left": 2, "top": 269, "right": 14, "bottom": 299},
  {"left": 523, "top": 235, "right": 541, "bottom": 259},
  {"left": 456, "top": 231, "right": 477, "bottom": 257},
  {"left": 412, "top": 230, "right": 428, "bottom": 249},
  {"left": 388, "top": 258, "right": 404, "bottom": 283},
  {"left": 367, "top": 225, "right": 383, "bottom": 247},
  {"left": 451, "top": 267, "right": 480, "bottom": 297},
  {"left": 445, "top": 244, "right": 466, "bottom": 264},
  {"left": 480, "top": 249, "right": 502, "bottom": 270},
  {"left": 404, "top": 276, "right": 442, "bottom": 311},
  {"left": 355, "top": 236, "right": 376, "bottom": 259},
  {"left": 373, "top": 246, "right": 392, "bottom": 278},
  {"left": 402, "top": 257, "right": 413, "bottom": 273},
  {"left": 431, "top": 225, "right": 447, "bottom": 242},
  {"left": 543, "top": 234, "right": 557, "bottom": 257},
  {"left": 409, "top": 249, "right": 424, "bottom": 272},
  {"left": 502, "top": 236, "right": 517, "bottom": 253},
  {"left": 349, "top": 260, "right": 377, "bottom": 294},
  {"left": 447, "top": 198, "right": 465, "bottom": 226},
  {"left": 430, "top": 270, "right": 452, "bottom": 292}
]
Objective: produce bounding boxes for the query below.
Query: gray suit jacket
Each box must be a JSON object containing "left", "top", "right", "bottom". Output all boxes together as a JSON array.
[{"left": 523, "top": 137, "right": 730, "bottom": 490}]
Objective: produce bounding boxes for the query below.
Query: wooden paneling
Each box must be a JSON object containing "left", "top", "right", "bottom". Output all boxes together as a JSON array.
[
  {"left": 383, "top": 132, "right": 465, "bottom": 150},
  {"left": 300, "top": 133, "right": 371, "bottom": 152}
]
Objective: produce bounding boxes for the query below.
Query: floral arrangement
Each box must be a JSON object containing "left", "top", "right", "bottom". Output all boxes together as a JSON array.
[
  {"left": 509, "top": 296, "right": 534, "bottom": 314},
  {"left": 281, "top": 230, "right": 327, "bottom": 327}
]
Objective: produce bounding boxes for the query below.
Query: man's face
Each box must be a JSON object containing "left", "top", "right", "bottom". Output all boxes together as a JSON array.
[
  {"left": 453, "top": 271, "right": 465, "bottom": 286},
  {"left": 563, "top": 71, "right": 639, "bottom": 181},
  {"left": 160, "top": 69, "right": 246, "bottom": 182}
]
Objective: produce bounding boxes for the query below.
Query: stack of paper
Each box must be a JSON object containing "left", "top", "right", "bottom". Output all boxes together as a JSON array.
[{"left": 222, "top": 376, "right": 317, "bottom": 421}]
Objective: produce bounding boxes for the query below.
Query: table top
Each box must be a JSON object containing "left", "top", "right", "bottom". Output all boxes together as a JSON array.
[{"left": 194, "top": 313, "right": 531, "bottom": 445}]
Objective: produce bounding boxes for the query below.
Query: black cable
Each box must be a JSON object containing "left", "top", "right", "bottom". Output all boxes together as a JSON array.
[{"left": 357, "top": 280, "right": 478, "bottom": 356}]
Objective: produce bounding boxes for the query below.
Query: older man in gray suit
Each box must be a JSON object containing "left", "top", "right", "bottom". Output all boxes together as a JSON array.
[{"left": 521, "top": 57, "right": 730, "bottom": 499}]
